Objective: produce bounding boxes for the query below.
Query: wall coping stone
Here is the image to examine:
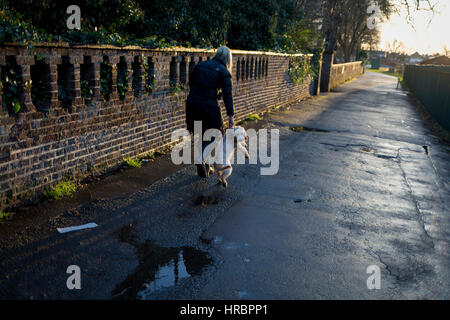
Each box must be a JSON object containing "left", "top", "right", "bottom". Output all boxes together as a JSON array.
[{"left": 2, "top": 42, "right": 312, "bottom": 57}]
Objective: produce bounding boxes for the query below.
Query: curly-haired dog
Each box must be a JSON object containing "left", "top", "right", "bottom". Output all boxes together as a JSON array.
[{"left": 203, "top": 126, "right": 249, "bottom": 187}]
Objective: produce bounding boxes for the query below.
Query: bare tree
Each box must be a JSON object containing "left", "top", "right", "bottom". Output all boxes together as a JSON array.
[
  {"left": 335, "top": 0, "right": 386, "bottom": 62},
  {"left": 441, "top": 44, "right": 450, "bottom": 57},
  {"left": 322, "top": 0, "right": 437, "bottom": 60},
  {"left": 386, "top": 39, "right": 407, "bottom": 54},
  {"left": 319, "top": 0, "right": 436, "bottom": 90}
]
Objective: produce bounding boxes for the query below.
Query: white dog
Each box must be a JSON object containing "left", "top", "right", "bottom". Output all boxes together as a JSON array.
[{"left": 203, "top": 126, "right": 249, "bottom": 187}]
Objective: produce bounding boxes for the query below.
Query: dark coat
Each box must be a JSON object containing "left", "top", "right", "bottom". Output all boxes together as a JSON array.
[{"left": 186, "top": 57, "right": 234, "bottom": 133}]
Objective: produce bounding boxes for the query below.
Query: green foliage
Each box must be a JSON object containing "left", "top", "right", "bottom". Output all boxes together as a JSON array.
[
  {"left": 100, "top": 60, "right": 112, "bottom": 101},
  {"left": 124, "top": 156, "right": 142, "bottom": 168},
  {"left": 80, "top": 80, "right": 93, "bottom": 100},
  {"left": 117, "top": 63, "right": 129, "bottom": 100},
  {"left": 145, "top": 77, "right": 156, "bottom": 95},
  {"left": 142, "top": 58, "right": 156, "bottom": 95},
  {"left": 170, "top": 82, "right": 186, "bottom": 103},
  {"left": 246, "top": 114, "right": 262, "bottom": 121},
  {"left": 147, "top": 152, "right": 155, "bottom": 159},
  {"left": 0, "top": 210, "right": 12, "bottom": 221},
  {"left": 138, "top": 0, "right": 229, "bottom": 48},
  {"left": 0, "top": 58, "right": 23, "bottom": 113},
  {"left": 44, "top": 180, "right": 78, "bottom": 200},
  {"left": 288, "top": 56, "right": 315, "bottom": 84},
  {"left": 0, "top": 0, "right": 314, "bottom": 53},
  {"left": 169, "top": 81, "right": 184, "bottom": 95},
  {"left": 357, "top": 50, "right": 369, "bottom": 65}
]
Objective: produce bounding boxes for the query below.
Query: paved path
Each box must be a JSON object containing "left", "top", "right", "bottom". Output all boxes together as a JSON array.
[{"left": 1, "top": 71, "right": 449, "bottom": 299}]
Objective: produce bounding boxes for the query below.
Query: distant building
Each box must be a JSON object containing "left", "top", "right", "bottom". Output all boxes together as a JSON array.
[
  {"left": 368, "top": 50, "right": 386, "bottom": 59},
  {"left": 419, "top": 56, "right": 450, "bottom": 66},
  {"left": 407, "top": 52, "right": 424, "bottom": 64}
]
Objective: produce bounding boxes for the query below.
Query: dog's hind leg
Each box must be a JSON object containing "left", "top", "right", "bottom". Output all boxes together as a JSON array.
[
  {"left": 219, "top": 167, "right": 232, "bottom": 188},
  {"left": 221, "top": 167, "right": 232, "bottom": 181}
]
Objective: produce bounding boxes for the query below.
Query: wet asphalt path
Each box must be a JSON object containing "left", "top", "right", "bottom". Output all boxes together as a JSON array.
[{"left": 0, "top": 72, "right": 449, "bottom": 299}]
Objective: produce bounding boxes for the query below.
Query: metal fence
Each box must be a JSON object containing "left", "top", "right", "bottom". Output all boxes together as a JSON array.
[{"left": 403, "top": 65, "right": 450, "bottom": 130}]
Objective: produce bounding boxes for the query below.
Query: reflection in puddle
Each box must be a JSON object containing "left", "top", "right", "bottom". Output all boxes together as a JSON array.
[
  {"left": 137, "top": 250, "right": 189, "bottom": 299},
  {"left": 112, "top": 224, "right": 212, "bottom": 299}
]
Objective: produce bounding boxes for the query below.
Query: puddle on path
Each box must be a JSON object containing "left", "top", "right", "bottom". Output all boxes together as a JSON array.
[
  {"left": 112, "top": 223, "right": 212, "bottom": 300},
  {"left": 294, "top": 199, "right": 311, "bottom": 203},
  {"left": 290, "top": 126, "right": 330, "bottom": 133}
]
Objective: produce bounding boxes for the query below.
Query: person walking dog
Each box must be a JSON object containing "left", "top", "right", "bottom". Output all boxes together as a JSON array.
[{"left": 185, "top": 46, "right": 235, "bottom": 178}]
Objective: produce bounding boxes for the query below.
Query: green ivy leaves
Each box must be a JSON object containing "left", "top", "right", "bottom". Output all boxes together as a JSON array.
[
  {"left": 1, "top": 59, "right": 23, "bottom": 114},
  {"left": 288, "top": 56, "right": 315, "bottom": 84},
  {"left": 100, "top": 61, "right": 112, "bottom": 101}
]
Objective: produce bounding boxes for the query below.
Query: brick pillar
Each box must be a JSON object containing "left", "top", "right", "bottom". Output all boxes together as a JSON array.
[
  {"left": 137, "top": 54, "right": 145, "bottom": 96},
  {"left": 171, "top": 55, "right": 180, "bottom": 85},
  {"left": 71, "top": 55, "right": 83, "bottom": 107},
  {"left": 0, "top": 52, "right": 10, "bottom": 155},
  {"left": 91, "top": 56, "right": 102, "bottom": 101},
  {"left": 17, "top": 56, "right": 35, "bottom": 113},
  {"left": 124, "top": 55, "right": 134, "bottom": 100},
  {"left": 180, "top": 55, "right": 187, "bottom": 86},
  {"left": 320, "top": 52, "right": 334, "bottom": 93},
  {"left": 49, "top": 54, "right": 60, "bottom": 111},
  {"left": 187, "top": 56, "right": 196, "bottom": 86},
  {"left": 109, "top": 55, "right": 119, "bottom": 101},
  {"left": 0, "top": 54, "right": 4, "bottom": 113}
]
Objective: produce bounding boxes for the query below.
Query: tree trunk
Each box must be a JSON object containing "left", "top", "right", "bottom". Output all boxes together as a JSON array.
[{"left": 320, "top": 0, "right": 339, "bottom": 92}]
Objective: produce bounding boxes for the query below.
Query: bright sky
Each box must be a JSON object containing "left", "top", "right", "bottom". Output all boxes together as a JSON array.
[{"left": 378, "top": 0, "right": 450, "bottom": 55}]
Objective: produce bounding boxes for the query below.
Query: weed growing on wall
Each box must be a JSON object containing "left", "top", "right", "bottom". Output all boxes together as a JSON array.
[
  {"left": 246, "top": 114, "right": 262, "bottom": 121},
  {"left": 44, "top": 180, "right": 78, "bottom": 200},
  {"left": 169, "top": 81, "right": 186, "bottom": 103},
  {"left": 124, "top": 156, "right": 142, "bottom": 168}
]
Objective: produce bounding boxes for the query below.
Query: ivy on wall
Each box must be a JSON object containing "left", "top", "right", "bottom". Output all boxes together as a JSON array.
[
  {"left": 288, "top": 56, "right": 315, "bottom": 84},
  {"left": 100, "top": 60, "right": 112, "bottom": 101},
  {"left": 0, "top": 58, "right": 23, "bottom": 113},
  {"left": 142, "top": 57, "right": 156, "bottom": 95},
  {"left": 117, "top": 62, "right": 129, "bottom": 100}
]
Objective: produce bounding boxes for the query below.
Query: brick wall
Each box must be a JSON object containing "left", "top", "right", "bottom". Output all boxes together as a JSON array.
[
  {"left": 329, "top": 61, "right": 364, "bottom": 89},
  {"left": 0, "top": 43, "right": 313, "bottom": 209}
]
